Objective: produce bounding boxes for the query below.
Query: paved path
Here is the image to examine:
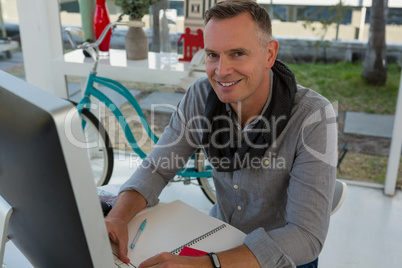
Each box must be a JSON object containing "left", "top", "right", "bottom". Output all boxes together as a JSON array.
[
  {"left": 0, "top": 50, "right": 23, "bottom": 71},
  {"left": 344, "top": 111, "right": 394, "bottom": 138}
]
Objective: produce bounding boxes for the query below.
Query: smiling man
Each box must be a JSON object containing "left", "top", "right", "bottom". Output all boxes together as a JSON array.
[
  {"left": 204, "top": 11, "right": 275, "bottom": 125},
  {"left": 105, "top": 1, "right": 337, "bottom": 267}
]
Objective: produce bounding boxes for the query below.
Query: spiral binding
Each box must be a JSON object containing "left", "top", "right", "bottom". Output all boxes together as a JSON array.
[{"left": 170, "top": 224, "right": 227, "bottom": 255}]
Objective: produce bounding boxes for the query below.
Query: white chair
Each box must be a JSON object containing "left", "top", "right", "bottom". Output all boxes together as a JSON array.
[
  {"left": 179, "top": 49, "right": 207, "bottom": 91},
  {"left": 331, "top": 179, "right": 348, "bottom": 215}
]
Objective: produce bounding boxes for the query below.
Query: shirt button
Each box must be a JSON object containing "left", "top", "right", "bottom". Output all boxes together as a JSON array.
[
  {"left": 233, "top": 184, "right": 239, "bottom": 189},
  {"left": 264, "top": 159, "right": 270, "bottom": 166},
  {"left": 237, "top": 206, "right": 242, "bottom": 211}
]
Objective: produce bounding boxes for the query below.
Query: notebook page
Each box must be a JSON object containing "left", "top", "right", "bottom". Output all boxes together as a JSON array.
[
  {"left": 182, "top": 222, "right": 246, "bottom": 253},
  {"left": 112, "top": 200, "right": 246, "bottom": 267}
]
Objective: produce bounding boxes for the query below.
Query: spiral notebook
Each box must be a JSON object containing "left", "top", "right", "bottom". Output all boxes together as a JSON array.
[{"left": 111, "top": 200, "right": 246, "bottom": 267}]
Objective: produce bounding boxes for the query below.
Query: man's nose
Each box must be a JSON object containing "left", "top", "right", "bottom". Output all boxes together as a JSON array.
[{"left": 215, "top": 57, "right": 233, "bottom": 77}]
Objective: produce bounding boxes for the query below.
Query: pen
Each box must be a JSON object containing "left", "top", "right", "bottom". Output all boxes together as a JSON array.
[{"left": 131, "top": 219, "right": 147, "bottom": 249}]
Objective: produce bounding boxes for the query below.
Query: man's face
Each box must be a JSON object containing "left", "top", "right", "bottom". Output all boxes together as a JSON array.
[{"left": 204, "top": 12, "right": 277, "bottom": 110}]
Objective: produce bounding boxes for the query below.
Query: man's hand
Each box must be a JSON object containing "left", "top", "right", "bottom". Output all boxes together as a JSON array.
[
  {"left": 138, "top": 252, "right": 212, "bottom": 268},
  {"left": 104, "top": 190, "right": 147, "bottom": 263},
  {"left": 137, "top": 244, "right": 260, "bottom": 267},
  {"left": 105, "top": 216, "right": 130, "bottom": 263}
]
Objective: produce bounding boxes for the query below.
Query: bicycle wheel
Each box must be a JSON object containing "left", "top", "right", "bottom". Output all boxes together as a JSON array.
[
  {"left": 195, "top": 150, "right": 216, "bottom": 204},
  {"left": 79, "top": 107, "right": 114, "bottom": 186}
]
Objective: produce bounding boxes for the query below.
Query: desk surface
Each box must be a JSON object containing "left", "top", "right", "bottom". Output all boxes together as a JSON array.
[{"left": 52, "top": 49, "right": 194, "bottom": 85}]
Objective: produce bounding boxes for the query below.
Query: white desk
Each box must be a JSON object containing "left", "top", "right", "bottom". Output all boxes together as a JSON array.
[{"left": 52, "top": 49, "right": 195, "bottom": 86}]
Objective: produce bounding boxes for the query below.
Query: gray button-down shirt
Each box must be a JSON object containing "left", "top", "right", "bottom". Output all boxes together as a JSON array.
[{"left": 121, "top": 76, "right": 337, "bottom": 267}]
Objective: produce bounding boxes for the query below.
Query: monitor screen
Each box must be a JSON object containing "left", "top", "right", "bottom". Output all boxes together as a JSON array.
[{"left": 0, "top": 71, "right": 114, "bottom": 267}]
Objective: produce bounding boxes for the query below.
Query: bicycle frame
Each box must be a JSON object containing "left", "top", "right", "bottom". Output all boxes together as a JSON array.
[
  {"left": 77, "top": 73, "right": 155, "bottom": 160},
  {"left": 77, "top": 73, "right": 212, "bottom": 178}
]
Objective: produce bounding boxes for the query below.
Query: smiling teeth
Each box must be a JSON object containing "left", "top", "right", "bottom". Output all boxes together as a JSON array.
[{"left": 220, "top": 81, "right": 238, "bottom": 87}]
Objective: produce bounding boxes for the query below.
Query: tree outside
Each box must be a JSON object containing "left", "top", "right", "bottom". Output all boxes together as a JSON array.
[{"left": 362, "top": 0, "right": 388, "bottom": 85}]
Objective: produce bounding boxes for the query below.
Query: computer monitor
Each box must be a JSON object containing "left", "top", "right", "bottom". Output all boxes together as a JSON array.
[{"left": 0, "top": 71, "right": 115, "bottom": 267}]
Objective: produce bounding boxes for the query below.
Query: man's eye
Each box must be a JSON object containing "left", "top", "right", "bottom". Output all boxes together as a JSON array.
[
  {"left": 207, "top": 53, "right": 217, "bottom": 58},
  {"left": 235, "top": 52, "right": 244, "bottom": 57}
]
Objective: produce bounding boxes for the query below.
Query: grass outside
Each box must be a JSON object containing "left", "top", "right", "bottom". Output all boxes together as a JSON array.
[
  {"left": 288, "top": 62, "right": 401, "bottom": 114},
  {"left": 287, "top": 62, "right": 402, "bottom": 187},
  {"left": 339, "top": 152, "right": 402, "bottom": 187}
]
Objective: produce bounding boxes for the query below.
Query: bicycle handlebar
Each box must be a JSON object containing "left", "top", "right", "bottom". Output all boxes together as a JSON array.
[
  {"left": 65, "top": 22, "right": 128, "bottom": 50},
  {"left": 65, "top": 21, "right": 138, "bottom": 73}
]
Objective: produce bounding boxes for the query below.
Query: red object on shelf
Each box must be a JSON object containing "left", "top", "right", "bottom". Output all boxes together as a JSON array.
[
  {"left": 178, "top": 28, "right": 204, "bottom": 62},
  {"left": 94, "top": 0, "right": 111, "bottom": 53}
]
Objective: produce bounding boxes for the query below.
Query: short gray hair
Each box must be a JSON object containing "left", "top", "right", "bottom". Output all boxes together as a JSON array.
[{"left": 204, "top": 0, "right": 272, "bottom": 46}]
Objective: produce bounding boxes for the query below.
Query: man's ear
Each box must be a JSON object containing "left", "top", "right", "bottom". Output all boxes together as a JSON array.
[{"left": 265, "top": 40, "right": 279, "bottom": 69}]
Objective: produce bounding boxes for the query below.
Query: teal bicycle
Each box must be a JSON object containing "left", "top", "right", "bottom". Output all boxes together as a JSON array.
[{"left": 65, "top": 22, "right": 216, "bottom": 203}]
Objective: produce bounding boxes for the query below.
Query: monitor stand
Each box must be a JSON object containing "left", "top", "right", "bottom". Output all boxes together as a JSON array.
[{"left": 0, "top": 195, "right": 12, "bottom": 268}]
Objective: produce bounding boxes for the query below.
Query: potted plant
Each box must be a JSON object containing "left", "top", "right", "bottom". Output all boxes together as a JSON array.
[
  {"left": 114, "top": 0, "right": 157, "bottom": 60},
  {"left": 114, "top": 0, "right": 155, "bottom": 21}
]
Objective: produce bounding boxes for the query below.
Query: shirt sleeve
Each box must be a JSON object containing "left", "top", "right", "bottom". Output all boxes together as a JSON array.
[
  {"left": 119, "top": 94, "right": 199, "bottom": 207},
  {"left": 244, "top": 103, "right": 337, "bottom": 267}
]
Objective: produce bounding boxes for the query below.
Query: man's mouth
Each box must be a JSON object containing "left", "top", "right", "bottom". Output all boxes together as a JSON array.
[{"left": 218, "top": 80, "right": 241, "bottom": 87}]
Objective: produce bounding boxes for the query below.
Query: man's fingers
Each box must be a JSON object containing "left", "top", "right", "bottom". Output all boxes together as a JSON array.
[
  {"left": 138, "top": 255, "right": 160, "bottom": 268},
  {"left": 118, "top": 235, "right": 130, "bottom": 263},
  {"left": 107, "top": 228, "right": 130, "bottom": 263},
  {"left": 139, "top": 252, "right": 172, "bottom": 268}
]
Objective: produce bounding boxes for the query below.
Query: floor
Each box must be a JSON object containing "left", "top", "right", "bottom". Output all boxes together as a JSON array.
[
  {"left": 319, "top": 183, "right": 402, "bottom": 267},
  {"left": 5, "top": 150, "right": 401, "bottom": 267}
]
